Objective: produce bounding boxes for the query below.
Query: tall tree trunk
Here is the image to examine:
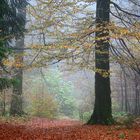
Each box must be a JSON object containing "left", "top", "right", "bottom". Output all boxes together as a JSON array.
[
  {"left": 10, "top": 8, "right": 26, "bottom": 116},
  {"left": 87, "top": 0, "right": 113, "bottom": 124},
  {"left": 10, "top": 39, "right": 24, "bottom": 116},
  {"left": 2, "top": 90, "right": 6, "bottom": 116},
  {"left": 123, "top": 69, "right": 128, "bottom": 112},
  {"left": 134, "top": 73, "right": 140, "bottom": 116},
  {"left": 120, "top": 70, "right": 124, "bottom": 111}
]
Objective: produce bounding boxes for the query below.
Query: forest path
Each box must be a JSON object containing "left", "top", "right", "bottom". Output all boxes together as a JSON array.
[{"left": 0, "top": 117, "right": 139, "bottom": 140}]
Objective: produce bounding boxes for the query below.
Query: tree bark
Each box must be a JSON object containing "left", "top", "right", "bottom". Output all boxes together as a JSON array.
[
  {"left": 87, "top": 0, "right": 113, "bottom": 124},
  {"left": 10, "top": 8, "right": 26, "bottom": 116}
]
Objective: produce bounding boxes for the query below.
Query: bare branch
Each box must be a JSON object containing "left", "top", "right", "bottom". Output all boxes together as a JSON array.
[{"left": 110, "top": 1, "right": 140, "bottom": 18}]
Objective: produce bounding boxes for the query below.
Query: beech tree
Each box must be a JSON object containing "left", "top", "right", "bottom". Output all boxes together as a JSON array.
[
  {"left": 0, "top": 0, "right": 28, "bottom": 116},
  {"left": 87, "top": 0, "right": 140, "bottom": 124},
  {"left": 10, "top": 27, "right": 25, "bottom": 115},
  {"left": 87, "top": 0, "right": 113, "bottom": 124},
  {"left": 10, "top": 2, "right": 27, "bottom": 116}
]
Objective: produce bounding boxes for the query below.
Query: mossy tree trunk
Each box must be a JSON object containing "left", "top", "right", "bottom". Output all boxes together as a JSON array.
[
  {"left": 87, "top": 0, "right": 113, "bottom": 125},
  {"left": 10, "top": 8, "right": 26, "bottom": 116}
]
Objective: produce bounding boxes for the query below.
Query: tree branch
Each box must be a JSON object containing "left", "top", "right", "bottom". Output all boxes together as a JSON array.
[{"left": 110, "top": 1, "right": 140, "bottom": 18}]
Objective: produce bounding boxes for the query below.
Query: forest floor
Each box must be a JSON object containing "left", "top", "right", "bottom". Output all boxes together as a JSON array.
[{"left": 0, "top": 117, "right": 140, "bottom": 140}]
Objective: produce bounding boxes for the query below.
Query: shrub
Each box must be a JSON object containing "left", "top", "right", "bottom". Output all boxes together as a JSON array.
[
  {"left": 82, "top": 111, "right": 92, "bottom": 122},
  {"left": 113, "top": 112, "right": 134, "bottom": 128},
  {"left": 28, "top": 93, "right": 58, "bottom": 118}
]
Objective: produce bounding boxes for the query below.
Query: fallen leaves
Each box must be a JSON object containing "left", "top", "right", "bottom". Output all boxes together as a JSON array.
[{"left": 0, "top": 118, "right": 139, "bottom": 140}]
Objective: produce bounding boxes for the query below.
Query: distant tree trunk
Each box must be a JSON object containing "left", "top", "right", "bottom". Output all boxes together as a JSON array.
[
  {"left": 121, "top": 67, "right": 131, "bottom": 113},
  {"left": 120, "top": 71, "right": 124, "bottom": 111},
  {"left": 2, "top": 90, "right": 6, "bottom": 116},
  {"left": 87, "top": 0, "right": 113, "bottom": 124},
  {"left": 123, "top": 69, "right": 128, "bottom": 112},
  {"left": 10, "top": 8, "right": 26, "bottom": 116},
  {"left": 134, "top": 73, "right": 140, "bottom": 116}
]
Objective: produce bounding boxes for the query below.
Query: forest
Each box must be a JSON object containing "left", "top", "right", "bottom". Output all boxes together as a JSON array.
[{"left": 0, "top": 0, "right": 140, "bottom": 139}]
